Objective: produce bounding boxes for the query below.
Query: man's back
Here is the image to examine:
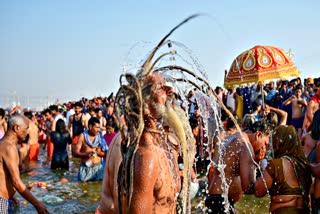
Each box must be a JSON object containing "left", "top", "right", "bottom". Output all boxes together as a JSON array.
[{"left": 209, "top": 132, "right": 255, "bottom": 202}]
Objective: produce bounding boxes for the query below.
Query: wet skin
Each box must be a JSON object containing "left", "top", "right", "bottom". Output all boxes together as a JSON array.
[
  {"left": 99, "top": 74, "right": 182, "bottom": 214},
  {"left": 209, "top": 131, "right": 268, "bottom": 202},
  {"left": 72, "top": 123, "right": 105, "bottom": 165},
  {"left": 0, "top": 117, "right": 50, "bottom": 213}
]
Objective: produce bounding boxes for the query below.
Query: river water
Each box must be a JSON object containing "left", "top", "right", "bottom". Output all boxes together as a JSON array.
[
  {"left": 15, "top": 149, "right": 270, "bottom": 213},
  {"left": 15, "top": 149, "right": 101, "bottom": 214}
]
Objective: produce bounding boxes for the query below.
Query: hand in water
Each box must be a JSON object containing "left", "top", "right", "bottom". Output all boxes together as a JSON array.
[{"left": 36, "top": 202, "right": 50, "bottom": 214}]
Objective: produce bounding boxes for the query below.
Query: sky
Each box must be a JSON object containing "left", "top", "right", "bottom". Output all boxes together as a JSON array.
[{"left": 1, "top": 0, "right": 320, "bottom": 109}]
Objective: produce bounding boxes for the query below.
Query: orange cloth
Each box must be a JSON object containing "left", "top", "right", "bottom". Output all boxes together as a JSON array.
[
  {"left": 29, "top": 143, "right": 40, "bottom": 161},
  {"left": 72, "top": 135, "right": 79, "bottom": 145},
  {"left": 95, "top": 206, "right": 102, "bottom": 214},
  {"left": 47, "top": 137, "right": 54, "bottom": 160}
]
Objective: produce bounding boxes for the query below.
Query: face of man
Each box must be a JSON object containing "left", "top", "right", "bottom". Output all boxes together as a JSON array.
[
  {"left": 50, "top": 110, "right": 57, "bottom": 117},
  {"left": 146, "top": 74, "right": 188, "bottom": 149},
  {"left": 16, "top": 119, "right": 30, "bottom": 142},
  {"left": 75, "top": 106, "right": 82, "bottom": 114},
  {"left": 89, "top": 111, "right": 96, "bottom": 117},
  {"left": 253, "top": 133, "right": 270, "bottom": 161},
  {"left": 295, "top": 89, "right": 302, "bottom": 98},
  {"left": 89, "top": 122, "right": 100, "bottom": 136},
  {"left": 44, "top": 112, "right": 53, "bottom": 121},
  {"left": 97, "top": 110, "right": 103, "bottom": 118}
]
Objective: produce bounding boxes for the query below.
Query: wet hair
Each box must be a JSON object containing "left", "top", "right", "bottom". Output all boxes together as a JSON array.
[
  {"left": 0, "top": 108, "right": 5, "bottom": 118},
  {"left": 311, "top": 110, "right": 320, "bottom": 140},
  {"left": 227, "top": 115, "right": 238, "bottom": 129},
  {"left": 88, "top": 117, "right": 100, "bottom": 127},
  {"left": 266, "top": 111, "right": 278, "bottom": 130},
  {"left": 242, "top": 114, "right": 254, "bottom": 131},
  {"left": 24, "top": 111, "right": 33, "bottom": 120},
  {"left": 8, "top": 114, "right": 27, "bottom": 129},
  {"left": 56, "top": 119, "right": 66, "bottom": 133},
  {"left": 249, "top": 119, "right": 272, "bottom": 136}
]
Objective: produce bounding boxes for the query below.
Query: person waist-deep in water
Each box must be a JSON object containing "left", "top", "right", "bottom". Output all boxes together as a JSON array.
[
  {"left": 72, "top": 117, "right": 108, "bottom": 182},
  {"left": 50, "top": 119, "right": 72, "bottom": 170}
]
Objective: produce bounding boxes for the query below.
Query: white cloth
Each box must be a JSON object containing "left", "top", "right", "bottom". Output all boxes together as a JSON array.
[
  {"left": 55, "top": 114, "right": 66, "bottom": 123},
  {"left": 226, "top": 92, "right": 236, "bottom": 112},
  {"left": 65, "top": 109, "right": 75, "bottom": 126}
]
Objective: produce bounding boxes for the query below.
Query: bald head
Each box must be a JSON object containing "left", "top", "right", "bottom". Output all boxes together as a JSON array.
[{"left": 8, "top": 114, "right": 29, "bottom": 130}]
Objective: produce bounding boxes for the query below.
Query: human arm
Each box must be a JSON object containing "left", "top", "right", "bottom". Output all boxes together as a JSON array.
[
  {"left": 298, "top": 98, "right": 308, "bottom": 107},
  {"left": 82, "top": 116, "right": 88, "bottom": 129},
  {"left": 254, "top": 168, "right": 273, "bottom": 198},
  {"left": 100, "top": 118, "right": 107, "bottom": 131},
  {"left": 3, "top": 120, "right": 7, "bottom": 132},
  {"left": 67, "top": 116, "right": 73, "bottom": 137},
  {"left": 129, "top": 148, "right": 158, "bottom": 213},
  {"left": 71, "top": 133, "right": 91, "bottom": 158},
  {"left": 96, "top": 147, "right": 106, "bottom": 158},
  {"left": 240, "top": 142, "right": 257, "bottom": 194},
  {"left": 67, "top": 133, "right": 72, "bottom": 145},
  {"left": 51, "top": 119, "right": 56, "bottom": 132},
  {"left": 266, "top": 105, "right": 288, "bottom": 126},
  {"left": 302, "top": 100, "right": 316, "bottom": 132},
  {"left": 282, "top": 95, "right": 296, "bottom": 106},
  {"left": 4, "top": 145, "right": 49, "bottom": 213},
  {"left": 311, "top": 163, "right": 320, "bottom": 178}
]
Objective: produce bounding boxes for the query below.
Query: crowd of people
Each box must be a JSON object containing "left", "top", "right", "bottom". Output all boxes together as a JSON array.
[{"left": 0, "top": 74, "right": 320, "bottom": 213}]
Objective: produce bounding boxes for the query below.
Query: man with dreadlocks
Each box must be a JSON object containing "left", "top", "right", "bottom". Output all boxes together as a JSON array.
[{"left": 96, "top": 72, "right": 194, "bottom": 214}]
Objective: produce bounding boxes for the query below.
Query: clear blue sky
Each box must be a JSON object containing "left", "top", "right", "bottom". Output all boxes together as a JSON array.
[{"left": 1, "top": 0, "right": 319, "bottom": 109}]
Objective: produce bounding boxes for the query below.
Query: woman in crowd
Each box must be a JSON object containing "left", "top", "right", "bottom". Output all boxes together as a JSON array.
[
  {"left": 50, "top": 119, "right": 72, "bottom": 170},
  {"left": 255, "top": 125, "right": 311, "bottom": 214}
]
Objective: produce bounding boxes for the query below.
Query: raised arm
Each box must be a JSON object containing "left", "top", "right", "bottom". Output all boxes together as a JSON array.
[
  {"left": 282, "top": 95, "right": 295, "bottom": 106},
  {"left": 266, "top": 105, "right": 287, "bottom": 126}
]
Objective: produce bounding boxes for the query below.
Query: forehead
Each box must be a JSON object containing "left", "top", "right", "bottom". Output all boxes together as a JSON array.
[{"left": 145, "top": 74, "right": 164, "bottom": 85}]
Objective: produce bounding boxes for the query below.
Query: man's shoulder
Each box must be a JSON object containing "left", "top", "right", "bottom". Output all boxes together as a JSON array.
[{"left": 0, "top": 140, "right": 16, "bottom": 155}]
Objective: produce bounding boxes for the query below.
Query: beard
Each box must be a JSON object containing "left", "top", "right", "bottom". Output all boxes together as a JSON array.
[
  {"left": 153, "top": 101, "right": 186, "bottom": 148},
  {"left": 153, "top": 98, "right": 195, "bottom": 208}
]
